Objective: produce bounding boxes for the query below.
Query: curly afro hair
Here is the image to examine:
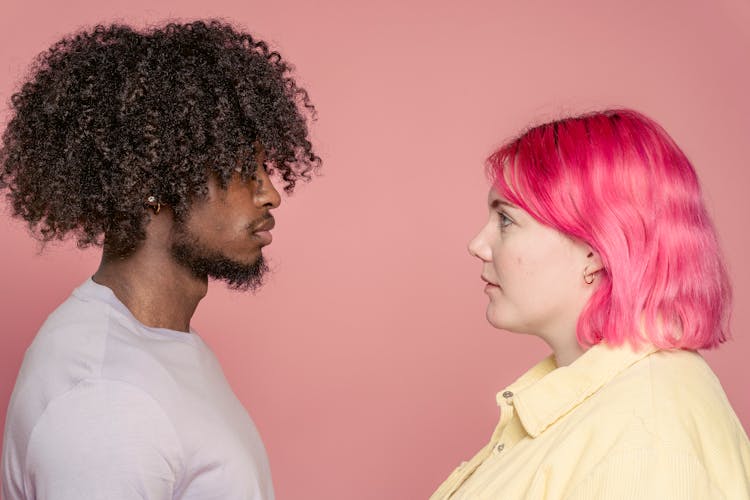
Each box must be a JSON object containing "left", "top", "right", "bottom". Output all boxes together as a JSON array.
[{"left": 0, "top": 20, "right": 320, "bottom": 257}]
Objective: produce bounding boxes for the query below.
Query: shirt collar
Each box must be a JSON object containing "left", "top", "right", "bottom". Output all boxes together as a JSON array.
[{"left": 498, "top": 342, "right": 658, "bottom": 438}]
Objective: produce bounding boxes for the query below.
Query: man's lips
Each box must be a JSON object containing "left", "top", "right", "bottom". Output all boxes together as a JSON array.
[
  {"left": 251, "top": 216, "right": 275, "bottom": 245},
  {"left": 252, "top": 216, "right": 275, "bottom": 233}
]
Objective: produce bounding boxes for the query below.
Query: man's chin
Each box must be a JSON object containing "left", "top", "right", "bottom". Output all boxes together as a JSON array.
[
  {"left": 170, "top": 241, "right": 269, "bottom": 292},
  {"left": 210, "top": 255, "right": 269, "bottom": 292}
]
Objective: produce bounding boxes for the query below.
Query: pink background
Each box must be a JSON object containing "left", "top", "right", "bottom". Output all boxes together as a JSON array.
[{"left": 1, "top": 1, "right": 749, "bottom": 498}]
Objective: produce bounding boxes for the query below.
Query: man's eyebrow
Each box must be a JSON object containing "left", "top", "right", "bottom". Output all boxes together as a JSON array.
[{"left": 490, "top": 199, "right": 518, "bottom": 209}]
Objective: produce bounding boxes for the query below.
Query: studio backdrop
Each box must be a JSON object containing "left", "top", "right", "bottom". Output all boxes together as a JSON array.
[{"left": 1, "top": 0, "right": 748, "bottom": 498}]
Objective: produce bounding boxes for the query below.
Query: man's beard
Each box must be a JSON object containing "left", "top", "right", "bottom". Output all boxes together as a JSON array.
[{"left": 170, "top": 224, "right": 269, "bottom": 292}]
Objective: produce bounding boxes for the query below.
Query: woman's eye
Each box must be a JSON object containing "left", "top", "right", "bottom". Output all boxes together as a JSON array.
[{"left": 498, "top": 212, "right": 513, "bottom": 229}]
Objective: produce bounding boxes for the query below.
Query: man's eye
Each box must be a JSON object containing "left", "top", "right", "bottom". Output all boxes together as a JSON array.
[{"left": 250, "top": 164, "right": 272, "bottom": 180}]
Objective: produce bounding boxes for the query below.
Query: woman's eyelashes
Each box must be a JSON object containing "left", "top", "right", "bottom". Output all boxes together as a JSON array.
[{"left": 498, "top": 211, "right": 514, "bottom": 229}]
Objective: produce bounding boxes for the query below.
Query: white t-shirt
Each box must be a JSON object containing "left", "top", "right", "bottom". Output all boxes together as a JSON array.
[{"left": 2, "top": 279, "right": 274, "bottom": 500}]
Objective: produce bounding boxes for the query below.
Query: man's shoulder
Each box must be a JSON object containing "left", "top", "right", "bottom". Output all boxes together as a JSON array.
[
  {"left": 12, "top": 284, "right": 182, "bottom": 423},
  {"left": 21, "top": 289, "right": 112, "bottom": 380},
  {"left": 29, "top": 295, "right": 109, "bottom": 352},
  {"left": 6, "top": 290, "right": 114, "bottom": 437},
  {"left": 2, "top": 377, "right": 183, "bottom": 500}
]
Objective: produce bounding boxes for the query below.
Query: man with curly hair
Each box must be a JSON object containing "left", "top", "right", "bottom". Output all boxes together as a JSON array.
[{"left": 1, "top": 20, "right": 319, "bottom": 500}]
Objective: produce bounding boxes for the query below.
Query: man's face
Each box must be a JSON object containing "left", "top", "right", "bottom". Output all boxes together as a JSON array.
[{"left": 170, "top": 152, "right": 281, "bottom": 290}]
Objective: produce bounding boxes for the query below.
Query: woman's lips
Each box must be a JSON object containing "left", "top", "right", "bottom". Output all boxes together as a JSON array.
[{"left": 482, "top": 275, "right": 501, "bottom": 293}]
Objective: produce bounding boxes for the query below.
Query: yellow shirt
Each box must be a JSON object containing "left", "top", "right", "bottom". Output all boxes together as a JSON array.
[{"left": 430, "top": 343, "right": 750, "bottom": 499}]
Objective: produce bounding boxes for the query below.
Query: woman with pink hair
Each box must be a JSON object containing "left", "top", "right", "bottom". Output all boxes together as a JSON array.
[{"left": 431, "top": 109, "right": 750, "bottom": 499}]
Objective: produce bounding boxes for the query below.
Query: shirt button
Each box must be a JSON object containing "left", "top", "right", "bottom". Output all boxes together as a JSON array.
[
  {"left": 502, "top": 391, "right": 513, "bottom": 399},
  {"left": 497, "top": 443, "right": 505, "bottom": 452}
]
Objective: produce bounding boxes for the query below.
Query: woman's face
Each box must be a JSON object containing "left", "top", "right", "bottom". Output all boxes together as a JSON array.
[{"left": 468, "top": 188, "right": 600, "bottom": 344}]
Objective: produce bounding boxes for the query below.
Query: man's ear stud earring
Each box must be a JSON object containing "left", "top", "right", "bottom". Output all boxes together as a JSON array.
[{"left": 145, "top": 196, "right": 161, "bottom": 214}]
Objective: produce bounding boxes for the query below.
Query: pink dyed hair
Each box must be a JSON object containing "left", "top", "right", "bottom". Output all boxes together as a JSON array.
[{"left": 488, "top": 109, "right": 731, "bottom": 350}]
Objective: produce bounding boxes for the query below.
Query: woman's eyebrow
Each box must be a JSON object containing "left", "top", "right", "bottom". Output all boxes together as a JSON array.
[{"left": 490, "top": 199, "right": 518, "bottom": 209}]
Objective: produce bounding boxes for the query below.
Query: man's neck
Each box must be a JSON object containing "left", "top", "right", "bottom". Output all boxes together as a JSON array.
[{"left": 92, "top": 248, "right": 207, "bottom": 333}]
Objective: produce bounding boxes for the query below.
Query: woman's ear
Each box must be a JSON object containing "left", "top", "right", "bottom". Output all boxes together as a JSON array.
[{"left": 584, "top": 247, "right": 604, "bottom": 274}]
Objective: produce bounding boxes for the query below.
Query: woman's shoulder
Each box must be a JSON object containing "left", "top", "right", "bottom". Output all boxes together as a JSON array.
[
  {"left": 634, "top": 349, "right": 727, "bottom": 411},
  {"left": 595, "top": 348, "right": 748, "bottom": 457},
  {"left": 563, "top": 348, "right": 750, "bottom": 498},
  {"left": 597, "top": 348, "right": 722, "bottom": 404}
]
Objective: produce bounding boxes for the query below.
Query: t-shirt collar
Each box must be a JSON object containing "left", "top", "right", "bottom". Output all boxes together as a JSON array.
[{"left": 73, "top": 277, "right": 202, "bottom": 342}]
